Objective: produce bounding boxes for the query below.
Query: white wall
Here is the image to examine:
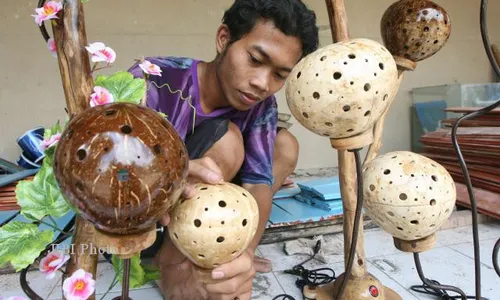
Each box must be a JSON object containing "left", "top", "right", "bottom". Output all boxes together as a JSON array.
[{"left": 1, "top": 0, "right": 499, "bottom": 170}]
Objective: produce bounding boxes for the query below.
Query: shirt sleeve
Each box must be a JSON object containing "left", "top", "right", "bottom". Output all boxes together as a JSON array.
[{"left": 238, "top": 97, "right": 278, "bottom": 187}]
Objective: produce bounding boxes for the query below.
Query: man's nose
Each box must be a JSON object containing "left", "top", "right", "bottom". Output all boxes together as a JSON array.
[{"left": 249, "top": 71, "right": 270, "bottom": 94}]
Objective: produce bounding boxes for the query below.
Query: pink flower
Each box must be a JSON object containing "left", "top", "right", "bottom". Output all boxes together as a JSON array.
[
  {"left": 39, "top": 250, "right": 69, "bottom": 279},
  {"left": 41, "top": 133, "right": 61, "bottom": 151},
  {"left": 90, "top": 86, "right": 114, "bottom": 107},
  {"left": 85, "top": 42, "right": 116, "bottom": 64},
  {"left": 47, "top": 38, "right": 57, "bottom": 58},
  {"left": 139, "top": 60, "right": 162, "bottom": 76},
  {"left": 62, "top": 269, "right": 95, "bottom": 300},
  {"left": 32, "top": 1, "right": 63, "bottom": 26}
]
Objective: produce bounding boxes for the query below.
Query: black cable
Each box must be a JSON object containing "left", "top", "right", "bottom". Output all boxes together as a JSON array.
[
  {"left": 20, "top": 215, "right": 75, "bottom": 299},
  {"left": 411, "top": 1, "right": 500, "bottom": 299},
  {"left": 37, "top": 0, "right": 51, "bottom": 42},
  {"left": 334, "top": 148, "right": 364, "bottom": 300},
  {"left": 0, "top": 211, "right": 20, "bottom": 227},
  {"left": 493, "top": 238, "right": 500, "bottom": 277},
  {"left": 411, "top": 253, "right": 483, "bottom": 300}
]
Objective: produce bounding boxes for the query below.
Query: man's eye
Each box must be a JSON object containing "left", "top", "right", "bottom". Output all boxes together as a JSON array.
[
  {"left": 275, "top": 73, "right": 287, "bottom": 80},
  {"left": 249, "top": 55, "right": 261, "bottom": 64}
]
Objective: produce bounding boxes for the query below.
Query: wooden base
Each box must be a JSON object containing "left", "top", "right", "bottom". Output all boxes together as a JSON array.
[
  {"left": 393, "top": 233, "right": 436, "bottom": 253},
  {"left": 315, "top": 273, "right": 402, "bottom": 300},
  {"left": 92, "top": 225, "right": 157, "bottom": 259},
  {"left": 330, "top": 129, "right": 373, "bottom": 150}
]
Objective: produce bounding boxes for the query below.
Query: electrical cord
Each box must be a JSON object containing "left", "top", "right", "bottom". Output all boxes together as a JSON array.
[
  {"left": 410, "top": 1, "right": 500, "bottom": 299},
  {"left": 334, "top": 148, "right": 364, "bottom": 300}
]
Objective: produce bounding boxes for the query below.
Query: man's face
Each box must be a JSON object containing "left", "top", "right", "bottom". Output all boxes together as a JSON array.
[{"left": 215, "top": 20, "right": 303, "bottom": 111}]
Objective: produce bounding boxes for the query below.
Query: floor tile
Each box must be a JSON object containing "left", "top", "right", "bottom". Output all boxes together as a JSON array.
[
  {"left": 0, "top": 270, "right": 62, "bottom": 299},
  {"left": 435, "top": 223, "right": 500, "bottom": 246},
  {"left": 258, "top": 235, "right": 344, "bottom": 272},
  {"left": 274, "top": 260, "right": 419, "bottom": 300},
  {"left": 363, "top": 228, "right": 404, "bottom": 258},
  {"left": 96, "top": 287, "right": 164, "bottom": 300},
  {"left": 448, "top": 238, "right": 499, "bottom": 270},
  {"left": 368, "top": 246, "right": 498, "bottom": 299},
  {"left": 251, "top": 272, "right": 285, "bottom": 300}
]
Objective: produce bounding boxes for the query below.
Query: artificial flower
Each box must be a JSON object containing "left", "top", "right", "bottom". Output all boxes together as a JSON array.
[
  {"left": 47, "top": 38, "right": 57, "bottom": 58},
  {"left": 41, "top": 133, "right": 61, "bottom": 151},
  {"left": 62, "top": 269, "right": 95, "bottom": 300},
  {"left": 32, "top": 1, "right": 63, "bottom": 26},
  {"left": 85, "top": 42, "right": 116, "bottom": 64},
  {"left": 90, "top": 86, "right": 114, "bottom": 107},
  {"left": 139, "top": 60, "right": 162, "bottom": 76},
  {"left": 39, "top": 250, "right": 69, "bottom": 279}
]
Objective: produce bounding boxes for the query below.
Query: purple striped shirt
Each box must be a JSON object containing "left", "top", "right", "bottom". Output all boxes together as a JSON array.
[{"left": 128, "top": 56, "right": 277, "bottom": 186}]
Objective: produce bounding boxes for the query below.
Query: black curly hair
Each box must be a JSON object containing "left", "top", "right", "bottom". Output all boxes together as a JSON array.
[{"left": 222, "top": 0, "right": 319, "bottom": 57}]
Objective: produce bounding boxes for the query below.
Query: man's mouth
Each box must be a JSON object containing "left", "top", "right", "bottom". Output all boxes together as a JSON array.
[{"left": 240, "top": 91, "right": 260, "bottom": 105}]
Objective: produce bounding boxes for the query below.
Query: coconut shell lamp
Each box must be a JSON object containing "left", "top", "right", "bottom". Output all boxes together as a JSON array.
[
  {"left": 381, "top": 0, "right": 451, "bottom": 70},
  {"left": 286, "top": 38, "right": 398, "bottom": 150},
  {"left": 53, "top": 102, "right": 188, "bottom": 258},
  {"left": 363, "top": 151, "right": 456, "bottom": 252},
  {"left": 167, "top": 182, "right": 259, "bottom": 281}
]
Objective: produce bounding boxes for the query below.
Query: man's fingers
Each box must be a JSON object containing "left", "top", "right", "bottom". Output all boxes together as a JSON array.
[
  {"left": 188, "top": 158, "right": 224, "bottom": 184},
  {"left": 159, "top": 213, "right": 170, "bottom": 226},
  {"left": 206, "top": 275, "right": 254, "bottom": 300},
  {"left": 182, "top": 183, "right": 196, "bottom": 199},
  {"left": 211, "top": 251, "right": 253, "bottom": 280}
]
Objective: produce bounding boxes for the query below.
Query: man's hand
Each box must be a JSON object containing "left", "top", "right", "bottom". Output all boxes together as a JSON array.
[
  {"left": 199, "top": 248, "right": 256, "bottom": 300},
  {"left": 183, "top": 157, "right": 224, "bottom": 198},
  {"left": 160, "top": 157, "right": 223, "bottom": 226}
]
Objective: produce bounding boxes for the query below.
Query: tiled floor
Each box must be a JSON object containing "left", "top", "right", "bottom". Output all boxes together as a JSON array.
[{"left": 1, "top": 221, "right": 499, "bottom": 299}]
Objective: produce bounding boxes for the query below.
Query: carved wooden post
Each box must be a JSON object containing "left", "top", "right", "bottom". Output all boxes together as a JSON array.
[{"left": 50, "top": 1, "right": 98, "bottom": 298}]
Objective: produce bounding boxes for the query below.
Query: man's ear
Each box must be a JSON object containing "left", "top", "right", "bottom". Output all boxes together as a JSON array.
[{"left": 215, "top": 24, "right": 230, "bottom": 55}]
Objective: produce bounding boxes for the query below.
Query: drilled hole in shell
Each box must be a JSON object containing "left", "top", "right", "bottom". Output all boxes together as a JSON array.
[
  {"left": 219, "top": 200, "right": 226, "bottom": 207},
  {"left": 216, "top": 236, "right": 225, "bottom": 243},
  {"left": 303, "top": 112, "right": 309, "bottom": 118},
  {"left": 379, "top": 63, "right": 384, "bottom": 70},
  {"left": 77, "top": 149, "right": 87, "bottom": 161},
  {"left": 369, "top": 184, "right": 375, "bottom": 191},
  {"left": 384, "top": 169, "right": 391, "bottom": 175},
  {"left": 120, "top": 125, "right": 132, "bottom": 134},
  {"left": 397, "top": 226, "right": 403, "bottom": 231},
  {"left": 325, "top": 122, "right": 333, "bottom": 127},
  {"left": 194, "top": 219, "right": 201, "bottom": 227},
  {"left": 333, "top": 72, "right": 342, "bottom": 80},
  {"left": 348, "top": 53, "right": 356, "bottom": 59},
  {"left": 410, "top": 220, "right": 419, "bottom": 225},
  {"left": 388, "top": 211, "right": 395, "bottom": 217},
  {"left": 430, "top": 199, "right": 437, "bottom": 206},
  {"left": 313, "top": 92, "right": 320, "bottom": 99},
  {"left": 242, "top": 219, "right": 247, "bottom": 227},
  {"left": 104, "top": 109, "right": 117, "bottom": 116},
  {"left": 424, "top": 26, "right": 430, "bottom": 32},
  {"left": 320, "top": 56, "right": 326, "bottom": 61},
  {"left": 297, "top": 72, "right": 301, "bottom": 79},
  {"left": 364, "top": 83, "right": 371, "bottom": 92},
  {"left": 364, "top": 110, "right": 371, "bottom": 117},
  {"left": 343, "top": 105, "right": 351, "bottom": 112},
  {"left": 200, "top": 187, "right": 208, "bottom": 190},
  {"left": 432, "top": 175, "right": 438, "bottom": 182}
]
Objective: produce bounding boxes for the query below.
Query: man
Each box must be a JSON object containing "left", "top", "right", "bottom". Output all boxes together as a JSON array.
[{"left": 129, "top": 1, "right": 319, "bottom": 299}]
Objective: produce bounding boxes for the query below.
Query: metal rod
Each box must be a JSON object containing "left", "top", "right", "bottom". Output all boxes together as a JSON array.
[{"left": 122, "top": 258, "right": 131, "bottom": 300}]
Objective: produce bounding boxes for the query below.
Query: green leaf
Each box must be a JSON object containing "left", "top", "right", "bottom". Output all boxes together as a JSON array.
[
  {"left": 112, "top": 254, "right": 159, "bottom": 288},
  {"left": 43, "top": 120, "right": 63, "bottom": 140},
  {"left": 0, "top": 222, "right": 54, "bottom": 271},
  {"left": 95, "top": 71, "right": 146, "bottom": 104},
  {"left": 143, "top": 264, "right": 161, "bottom": 282},
  {"left": 16, "top": 154, "right": 71, "bottom": 220}
]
